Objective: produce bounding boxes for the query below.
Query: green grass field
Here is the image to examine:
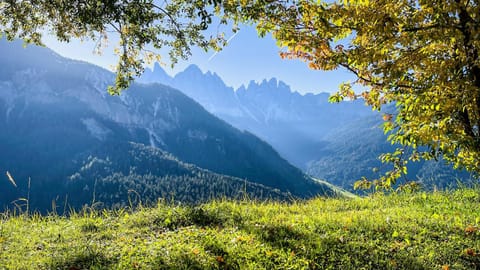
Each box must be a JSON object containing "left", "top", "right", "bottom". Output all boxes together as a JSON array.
[{"left": 1, "top": 189, "right": 479, "bottom": 269}]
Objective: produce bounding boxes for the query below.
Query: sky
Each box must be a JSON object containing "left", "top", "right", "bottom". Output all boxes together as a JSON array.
[{"left": 43, "top": 25, "right": 354, "bottom": 94}]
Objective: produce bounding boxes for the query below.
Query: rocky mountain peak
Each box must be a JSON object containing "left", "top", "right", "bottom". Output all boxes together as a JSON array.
[{"left": 138, "top": 61, "right": 376, "bottom": 170}]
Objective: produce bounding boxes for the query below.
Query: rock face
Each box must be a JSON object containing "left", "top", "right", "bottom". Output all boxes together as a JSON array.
[
  {"left": 142, "top": 64, "right": 376, "bottom": 169},
  {"left": 141, "top": 64, "right": 378, "bottom": 168},
  {"left": 0, "top": 39, "right": 335, "bottom": 211}
]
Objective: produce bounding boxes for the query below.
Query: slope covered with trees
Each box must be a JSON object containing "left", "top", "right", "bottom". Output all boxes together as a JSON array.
[
  {"left": 65, "top": 142, "right": 291, "bottom": 209},
  {"left": 0, "top": 39, "right": 336, "bottom": 211},
  {"left": 306, "top": 113, "right": 475, "bottom": 191}
]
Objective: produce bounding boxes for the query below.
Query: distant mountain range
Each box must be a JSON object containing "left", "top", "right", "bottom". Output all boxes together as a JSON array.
[
  {"left": 141, "top": 63, "right": 375, "bottom": 169},
  {"left": 141, "top": 63, "right": 475, "bottom": 190},
  {"left": 0, "top": 39, "right": 336, "bottom": 211}
]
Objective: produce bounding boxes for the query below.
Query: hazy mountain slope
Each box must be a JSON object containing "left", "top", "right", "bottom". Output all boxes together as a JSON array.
[
  {"left": 306, "top": 113, "right": 475, "bottom": 190},
  {"left": 141, "top": 64, "right": 376, "bottom": 169},
  {"left": 0, "top": 85, "right": 288, "bottom": 210},
  {"left": 122, "top": 83, "right": 327, "bottom": 196}
]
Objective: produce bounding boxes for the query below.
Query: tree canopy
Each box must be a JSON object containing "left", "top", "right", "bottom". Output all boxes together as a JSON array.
[
  {"left": 2, "top": 0, "right": 480, "bottom": 189},
  {"left": 0, "top": 0, "right": 226, "bottom": 94}
]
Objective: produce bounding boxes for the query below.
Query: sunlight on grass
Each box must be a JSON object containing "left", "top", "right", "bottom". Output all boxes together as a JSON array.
[{"left": 1, "top": 189, "right": 479, "bottom": 269}]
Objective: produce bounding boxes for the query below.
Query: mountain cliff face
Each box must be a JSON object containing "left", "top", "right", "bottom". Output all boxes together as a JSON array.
[
  {"left": 141, "top": 64, "right": 375, "bottom": 169},
  {"left": 0, "top": 40, "right": 335, "bottom": 211}
]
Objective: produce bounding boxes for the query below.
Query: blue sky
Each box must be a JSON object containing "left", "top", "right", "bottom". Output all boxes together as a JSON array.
[{"left": 44, "top": 25, "right": 353, "bottom": 94}]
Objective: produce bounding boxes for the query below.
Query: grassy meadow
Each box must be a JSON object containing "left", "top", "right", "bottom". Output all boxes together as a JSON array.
[{"left": 0, "top": 189, "right": 479, "bottom": 269}]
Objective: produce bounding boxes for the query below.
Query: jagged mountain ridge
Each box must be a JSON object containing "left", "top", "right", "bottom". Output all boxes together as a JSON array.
[
  {"left": 141, "top": 64, "right": 376, "bottom": 169},
  {"left": 0, "top": 39, "right": 336, "bottom": 210}
]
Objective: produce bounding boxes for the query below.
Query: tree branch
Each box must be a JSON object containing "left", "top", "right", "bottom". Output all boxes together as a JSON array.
[{"left": 151, "top": 3, "right": 184, "bottom": 37}]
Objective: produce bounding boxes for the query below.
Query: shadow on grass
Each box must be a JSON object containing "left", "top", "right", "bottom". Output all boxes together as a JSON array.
[
  {"left": 250, "top": 223, "right": 429, "bottom": 269},
  {"left": 49, "top": 250, "right": 116, "bottom": 269},
  {"left": 187, "top": 207, "right": 230, "bottom": 227},
  {"left": 151, "top": 253, "right": 210, "bottom": 270},
  {"left": 256, "top": 223, "right": 306, "bottom": 250}
]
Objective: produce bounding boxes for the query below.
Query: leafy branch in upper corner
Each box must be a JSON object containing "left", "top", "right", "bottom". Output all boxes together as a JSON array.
[{"left": 0, "top": 0, "right": 228, "bottom": 94}]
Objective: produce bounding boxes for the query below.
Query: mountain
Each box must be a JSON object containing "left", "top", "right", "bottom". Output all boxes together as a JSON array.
[
  {"left": 0, "top": 39, "right": 336, "bottom": 211},
  {"left": 141, "top": 64, "right": 375, "bottom": 169},
  {"left": 141, "top": 64, "right": 476, "bottom": 191}
]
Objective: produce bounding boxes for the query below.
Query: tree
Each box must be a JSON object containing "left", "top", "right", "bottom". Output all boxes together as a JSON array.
[
  {"left": 217, "top": 0, "right": 480, "bottom": 189},
  {"left": 0, "top": 0, "right": 225, "bottom": 94},
  {"left": 2, "top": 0, "right": 479, "bottom": 189}
]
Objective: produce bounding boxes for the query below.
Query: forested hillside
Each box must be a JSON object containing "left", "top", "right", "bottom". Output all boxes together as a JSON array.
[{"left": 0, "top": 39, "right": 335, "bottom": 211}]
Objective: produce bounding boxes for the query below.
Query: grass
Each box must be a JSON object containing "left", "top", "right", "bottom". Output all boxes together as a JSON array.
[{"left": 0, "top": 189, "right": 479, "bottom": 269}]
